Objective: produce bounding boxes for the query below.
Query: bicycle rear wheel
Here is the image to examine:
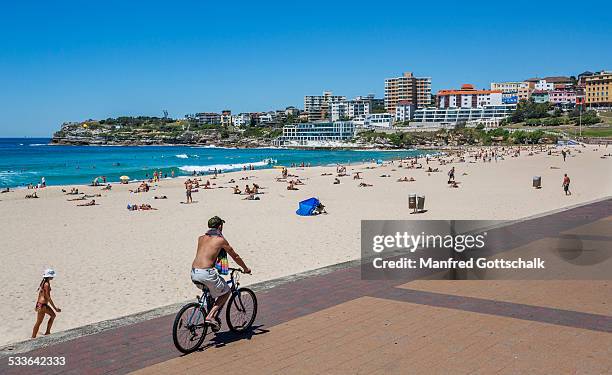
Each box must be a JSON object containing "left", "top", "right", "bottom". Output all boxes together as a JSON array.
[
  {"left": 226, "top": 288, "right": 258, "bottom": 332},
  {"left": 173, "top": 302, "right": 208, "bottom": 353}
]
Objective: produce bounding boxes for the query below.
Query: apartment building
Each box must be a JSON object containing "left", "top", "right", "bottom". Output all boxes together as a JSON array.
[
  {"left": 304, "top": 91, "right": 346, "bottom": 122},
  {"left": 548, "top": 90, "right": 576, "bottom": 105},
  {"left": 585, "top": 71, "right": 612, "bottom": 107},
  {"left": 490, "top": 81, "right": 528, "bottom": 92},
  {"left": 384, "top": 72, "right": 431, "bottom": 113},
  {"left": 364, "top": 113, "right": 394, "bottom": 128},
  {"left": 232, "top": 113, "right": 251, "bottom": 127},
  {"left": 490, "top": 81, "right": 531, "bottom": 104},
  {"left": 531, "top": 91, "right": 549, "bottom": 103},
  {"left": 192, "top": 112, "right": 221, "bottom": 125},
  {"left": 221, "top": 110, "right": 232, "bottom": 127},
  {"left": 330, "top": 99, "right": 371, "bottom": 121},
  {"left": 437, "top": 84, "right": 503, "bottom": 108},
  {"left": 395, "top": 101, "right": 416, "bottom": 122}
]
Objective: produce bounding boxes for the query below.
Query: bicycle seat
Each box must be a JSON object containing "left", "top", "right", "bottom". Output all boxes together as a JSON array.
[{"left": 192, "top": 280, "right": 209, "bottom": 291}]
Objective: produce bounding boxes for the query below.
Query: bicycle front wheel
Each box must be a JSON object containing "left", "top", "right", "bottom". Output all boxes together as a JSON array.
[
  {"left": 173, "top": 302, "right": 208, "bottom": 354},
  {"left": 226, "top": 288, "right": 258, "bottom": 332}
]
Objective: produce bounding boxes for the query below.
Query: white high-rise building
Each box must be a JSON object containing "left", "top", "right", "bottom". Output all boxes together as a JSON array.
[{"left": 330, "top": 99, "right": 371, "bottom": 121}]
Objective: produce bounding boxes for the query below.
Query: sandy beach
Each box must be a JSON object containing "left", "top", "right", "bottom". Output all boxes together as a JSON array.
[{"left": 0, "top": 145, "right": 611, "bottom": 346}]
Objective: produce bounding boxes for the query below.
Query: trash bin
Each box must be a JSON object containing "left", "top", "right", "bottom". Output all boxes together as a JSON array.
[
  {"left": 408, "top": 194, "right": 417, "bottom": 210},
  {"left": 417, "top": 195, "right": 425, "bottom": 211},
  {"left": 533, "top": 176, "right": 541, "bottom": 189}
]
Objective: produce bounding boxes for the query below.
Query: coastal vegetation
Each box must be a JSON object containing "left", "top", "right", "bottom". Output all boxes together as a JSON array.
[
  {"left": 356, "top": 127, "right": 557, "bottom": 148},
  {"left": 504, "top": 99, "right": 602, "bottom": 126}
]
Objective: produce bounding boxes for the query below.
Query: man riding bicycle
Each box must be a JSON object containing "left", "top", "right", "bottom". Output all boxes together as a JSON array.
[{"left": 191, "top": 216, "right": 251, "bottom": 332}]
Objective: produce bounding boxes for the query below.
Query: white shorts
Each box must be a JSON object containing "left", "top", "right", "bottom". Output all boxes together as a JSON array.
[{"left": 191, "top": 268, "right": 230, "bottom": 298}]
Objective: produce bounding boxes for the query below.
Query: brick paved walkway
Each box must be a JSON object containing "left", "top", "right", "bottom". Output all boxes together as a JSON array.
[{"left": 1, "top": 199, "right": 611, "bottom": 374}]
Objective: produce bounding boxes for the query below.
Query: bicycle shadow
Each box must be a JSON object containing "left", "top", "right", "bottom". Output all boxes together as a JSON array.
[{"left": 198, "top": 325, "right": 270, "bottom": 351}]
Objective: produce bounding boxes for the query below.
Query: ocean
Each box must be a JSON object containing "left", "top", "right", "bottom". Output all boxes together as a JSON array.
[{"left": 0, "top": 138, "right": 431, "bottom": 187}]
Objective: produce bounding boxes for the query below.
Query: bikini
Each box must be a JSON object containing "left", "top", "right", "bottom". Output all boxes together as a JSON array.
[{"left": 35, "top": 284, "right": 50, "bottom": 311}]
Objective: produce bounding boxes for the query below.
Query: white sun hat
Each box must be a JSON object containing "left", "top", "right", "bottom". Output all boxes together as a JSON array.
[{"left": 43, "top": 268, "right": 56, "bottom": 278}]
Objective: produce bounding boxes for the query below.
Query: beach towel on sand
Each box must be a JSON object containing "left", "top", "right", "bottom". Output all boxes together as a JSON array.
[{"left": 296, "top": 197, "right": 320, "bottom": 216}]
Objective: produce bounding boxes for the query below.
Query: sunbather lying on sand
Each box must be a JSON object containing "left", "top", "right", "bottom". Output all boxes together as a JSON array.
[
  {"left": 84, "top": 194, "right": 101, "bottom": 198},
  {"left": 321, "top": 173, "right": 333, "bottom": 176},
  {"left": 287, "top": 181, "right": 299, "bottom": 190},
  {"left": 138, "top": 204, "right": 157, "bottom": 210},
  {"left": 67, "top": 196, "right": 86, "bottom": 201},
  {"left": 359, "top": 182, "right": 373, "bottom": 187},
  {"left": 77, "top": 199, "right": 97, "bottom": 206},
  {"left": 397, "top": 177, "right": 415, "bottom": 182},
  {"left": 101, "top": 184, "right": 112, "bottom": 191},
  {"left": 25, "top": 192, "right": 39, "bottom": 199},
  {"left": 64, "top": 188, "right": 80, "bottom": 195},
  {"left": 313, "top": 202, "right": 327, "bottom": 215},
  {"left": 380, "top": 174, "right": 391, "bottom": 177},
  {"left": 333, "top": 178, "right": 340, "bottom": 185},
  {"left": 243, "top": 193, "right": 260, "bottom": 200},
  {"left": 449, "top": 181, "right": 460, "bottom": 188},
  {"left": 154, "top": 195, "right": 167, "bottom": 199},
  {"left": 1, "top": 188, "right": 10, "bottom": 193},
  {"left": 228, "top": 179, "right": 235, "bottom": 183}
]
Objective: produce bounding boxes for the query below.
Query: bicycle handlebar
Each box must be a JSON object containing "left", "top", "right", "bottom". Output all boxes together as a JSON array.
[{"left": 228, "top": 267, "right": 249, "bottom": 274}]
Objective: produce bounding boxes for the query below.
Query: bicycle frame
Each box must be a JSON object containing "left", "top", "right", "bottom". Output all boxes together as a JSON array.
[{"left": 185, "top": 268, "right": 243, "bottom": 329}]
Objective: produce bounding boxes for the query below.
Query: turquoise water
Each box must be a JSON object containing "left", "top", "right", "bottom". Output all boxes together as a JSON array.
[{"left": 0, "top": 138, "right": 430, "bottom": 187}]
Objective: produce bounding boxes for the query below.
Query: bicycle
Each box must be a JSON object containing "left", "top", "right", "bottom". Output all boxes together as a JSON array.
[{"left": 172, "top": 267, "right": 258, "bottom": 354}]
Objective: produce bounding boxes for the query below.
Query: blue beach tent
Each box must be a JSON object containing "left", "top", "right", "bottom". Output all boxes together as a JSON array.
[{"left": 296, "top": 197, "right": 320, "bottom": 216}]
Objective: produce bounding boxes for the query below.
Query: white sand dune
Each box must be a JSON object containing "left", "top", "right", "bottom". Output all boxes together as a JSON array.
[{"left": 0, "top": 145, "right": 610, "bottom": 346}]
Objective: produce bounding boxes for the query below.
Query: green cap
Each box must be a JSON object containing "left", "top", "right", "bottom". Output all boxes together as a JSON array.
[{"left": 208, "top": 216, "right": 225, "bottom": 228}]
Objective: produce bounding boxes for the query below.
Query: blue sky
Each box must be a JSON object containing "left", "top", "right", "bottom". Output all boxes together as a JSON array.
[{"left": 1, "top": 1, "right": 610, "bottom": 137}]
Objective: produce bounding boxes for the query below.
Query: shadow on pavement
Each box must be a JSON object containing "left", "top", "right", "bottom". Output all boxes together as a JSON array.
[{"left": 200, "top": 325, "right": 270, "bottom": 350}]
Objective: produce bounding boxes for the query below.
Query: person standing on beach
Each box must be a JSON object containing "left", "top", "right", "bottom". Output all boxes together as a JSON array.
[
  {"left": 562, "top": 150, "right": 567, "bottom": 162},
  {"left": 191, "top": 217, "right": 251, "bottom": 332},
  {"left": 186, "top": 180, "right": 193, "bottom": 203},
  {"left": 448, "top": 167, "right": 455, "bottom": 183},
  {"left": 562, "top": 174, "right": 571, "bottom": 195},
  {"left": 32, "top": 269, "right": 61, "bottom": 338}
]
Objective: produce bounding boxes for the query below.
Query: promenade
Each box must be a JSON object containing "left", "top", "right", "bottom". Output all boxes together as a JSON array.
[{"left": 1, "top": 198, "right": 611, "bottom": 375}]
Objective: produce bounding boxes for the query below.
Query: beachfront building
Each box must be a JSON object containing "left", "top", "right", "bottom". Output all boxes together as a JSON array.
[
  {"left": 221, "top": 110, "right": 232, "bottom": 127},
  {"left": 490, "top": 81, "right": 531, "bottom": 104},
  {"left": 548, "top": 90, "right": 576, "bottom": 105},
  {"left": 436, "top": 84, "right": 503, "bottom": 109},
  {"left": 285, "top": 106, "right": 300, "bottom": 117},
  {"left": 232, "top": 113, "right": 251, "bottom": 127},
  {"left": 272, "top": 121, "right": 355, "bottom": 146},
  {"left": 409, "top": 105, "right": 516, "bottom": 130},
  {"left": 304, "top": 91, "right": 346, "bottom": 122},
  {"left": 384, "top": 72, "right": 432, "bottom": 113},
  {"left": 395, "top": 101, "right": 416, "bottom": 122},
  {"left": 534, "top": 79, "right": 555, "bottom": 91},
  {"left": 531, "top": 91, "right": 550, "bottom": 103},
  {"left": 258, "top": 112, "right": 275, "bottom": 125},
  {"left": 585, "top": 71, "right": 612, "bottom": 107},
  {"left": 490, "top": 81, "right": 529, "bottom": 92},
  {"left": 190, "top": 112, "right": 221, "bottom": 125},
  {"left": 330, "top": 98, "right": 371, "bottom": 121},
  {"left": 364, "top": 113, "right": 394, "bottom": 128}
]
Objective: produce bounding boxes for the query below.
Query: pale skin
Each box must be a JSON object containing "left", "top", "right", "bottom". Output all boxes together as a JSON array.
[
  {"left": 32, "top": 278, "right": 61, "bottom": 338},
  {"left": 192, "top": 224, "right": 250, "bottom": 322}
]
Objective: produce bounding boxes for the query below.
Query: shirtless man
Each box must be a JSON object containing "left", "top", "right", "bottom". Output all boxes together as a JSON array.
[{"left": 191, "top": 216, "right": 251, "bottom": 332}]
